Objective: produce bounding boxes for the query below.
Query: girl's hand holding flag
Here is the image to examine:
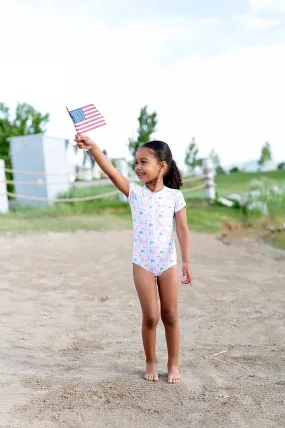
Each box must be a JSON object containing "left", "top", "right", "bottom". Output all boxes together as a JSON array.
[{"left": 75, "top": 134, "right": 94, "bottom": 150}]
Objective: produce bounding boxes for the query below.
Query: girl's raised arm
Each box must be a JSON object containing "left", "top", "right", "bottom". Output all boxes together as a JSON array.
[{"left": 75, "top": 134, "right": 130, "bottom": 197}]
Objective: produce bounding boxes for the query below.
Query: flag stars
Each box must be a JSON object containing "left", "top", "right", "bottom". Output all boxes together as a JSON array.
[{"left": 69, "top": 109, "right": 86, "bottom": 124}]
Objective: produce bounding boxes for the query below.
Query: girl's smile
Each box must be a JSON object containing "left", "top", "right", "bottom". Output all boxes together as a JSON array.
[{"left": 135, "top": 147, "right": 164, "bottom": 184}]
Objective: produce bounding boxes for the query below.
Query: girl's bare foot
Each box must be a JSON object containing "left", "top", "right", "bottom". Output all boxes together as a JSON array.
[
  {"left": 144, "top": 362, "right": 158, "bottom": 382},
  {"left": 168, "top": 365, "right": 182, "bottom": 384}
]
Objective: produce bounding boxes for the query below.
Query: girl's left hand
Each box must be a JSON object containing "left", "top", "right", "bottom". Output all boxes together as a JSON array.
[{"left": 181, "top": 263, "right": 192, "bottom": 285}]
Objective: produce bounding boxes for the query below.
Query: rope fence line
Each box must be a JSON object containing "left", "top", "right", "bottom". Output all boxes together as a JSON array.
[
  {"left": 1, "top": 179, "right": 73, "bottom": 186},
  {"left": 0, "top": 159, "right": 215, "bottom": 213},
  {"left": 5, "top": 190, "right": 120, "bottom": 203},
  {"left": 1, "top": 174, "right": 206, "bottom": 203},
  {"left": 183, "top": 175, "right": 206, "bottom": 183},
  {"left": 3, "top": 183, "right": 205, "bottom": 203},
  {"left": 182, "top": 183, "right": 206, "bottom": 193},
  {"left": 1, "top": 172, "right": 206, "bottom": 188},
  {"left": 4, "top": 167, "right": 206, "bottom": 183},
  {"left": 4, "top": 167, "right": 76, "bottom": 177}
]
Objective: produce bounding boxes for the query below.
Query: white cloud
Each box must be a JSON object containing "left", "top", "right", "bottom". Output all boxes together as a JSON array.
[
  {"left": 250, "top": 0, "right": 285, "bottom": 12},
  {"left": 0, "top": 0, "right": 217, "bottom": 66},
  {"left": 240, "top": 14, "right": 279, "bottom": 28}
]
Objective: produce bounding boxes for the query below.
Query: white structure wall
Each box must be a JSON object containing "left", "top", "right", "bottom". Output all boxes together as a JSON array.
[
  {"left": 9, "top": 134, "right": 73, "bottom": 206},
  {"left": 42, "top": 136, "right": 72, "bottom": 201},
  {"left": 259, "top": 160, "right": 277, "bottom": 172}
]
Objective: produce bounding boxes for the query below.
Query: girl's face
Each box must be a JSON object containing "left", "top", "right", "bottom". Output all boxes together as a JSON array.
[{"left": 135, "top": 147, "right": 166, "bottom": 184}]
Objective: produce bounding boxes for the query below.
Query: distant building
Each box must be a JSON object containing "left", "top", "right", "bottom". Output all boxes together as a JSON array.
[
  {"left": 241, "top": 159, "right": 278, "bottom": 173},
  {"left": 259, "top": 160, "right": 277, "bottom": 172},
  {"left": 242, "top": 160, "right": 259, "bottom": 173}
]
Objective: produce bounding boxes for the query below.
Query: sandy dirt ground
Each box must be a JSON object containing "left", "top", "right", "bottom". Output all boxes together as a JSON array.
[{"left": 0, "top": 230, "right": 285, "bottom": 428}]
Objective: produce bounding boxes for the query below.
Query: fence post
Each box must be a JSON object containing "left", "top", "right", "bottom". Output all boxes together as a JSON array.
[
  {"left": 0, "top": 159, "right": 9, "bottom": 213},
  {"left": 203, "top": 158, "right": 216, "bottom": 200},
  {"left": 115, "top": 158, "right": 128, "bottom": 202}
]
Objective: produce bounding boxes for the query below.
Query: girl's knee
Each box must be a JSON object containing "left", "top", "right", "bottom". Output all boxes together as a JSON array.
[
  {"left": 143, "top": 312, "right": 160, "bottom": 328},
  {"left": 161, "top": 308, "right": 178, "bottom": 327}
]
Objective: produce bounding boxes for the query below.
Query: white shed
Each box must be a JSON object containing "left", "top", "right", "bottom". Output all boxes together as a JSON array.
[
  {"left": 9, "top": 134, "right": 75, "bottom": 206},
  {"left": 259, "top": 160, "right": 277, "bottom": 172},
  {"left": 242, "top": 160, "right": 259, "bottom": 173}
]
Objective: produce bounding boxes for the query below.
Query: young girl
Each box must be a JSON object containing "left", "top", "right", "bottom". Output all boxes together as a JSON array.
[{"left": 75, "top": 134, "right": 192, "bottom": 384}]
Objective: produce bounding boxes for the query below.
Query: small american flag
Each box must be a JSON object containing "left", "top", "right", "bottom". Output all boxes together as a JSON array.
[{"left": 68, "top": 104, "right": 106, "bottom": 134}]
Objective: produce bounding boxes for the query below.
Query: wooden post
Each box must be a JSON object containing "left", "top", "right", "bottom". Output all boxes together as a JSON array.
[
  {"left": 0, "top": 159, "right": 9, "bottom": 213},
  {"left": 203, "top": 158, "right": 216, "bottom": 200}
]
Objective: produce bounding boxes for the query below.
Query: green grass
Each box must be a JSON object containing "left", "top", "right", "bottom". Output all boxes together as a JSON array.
[
  {"left": 0, "top": 213, "right": 131, "bottom": 235},
  {"left": 2, "top": 189, "right": 131, "bottom": 234},
  {"left": 181, "top": 169, "right": 285, "bottom": 199},
  {"left": 271, "top": 234, "right": 285, "bottom": 251},
  {"left": 185, "top": 203, "right": 245, "bottom": 232},
  {"left": 215, "top": 170, "right": 285, "bottom": 197},
  {"left": 0, "top": 206, "right": 244, "bottom": 235},
  {"left": 0, "top": 196, "right": 245, "bottom": 236}
]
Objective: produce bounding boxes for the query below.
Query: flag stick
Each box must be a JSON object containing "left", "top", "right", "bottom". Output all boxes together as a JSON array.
[{"left": 66, "top": 106, "right": 92, "bottom": 163}]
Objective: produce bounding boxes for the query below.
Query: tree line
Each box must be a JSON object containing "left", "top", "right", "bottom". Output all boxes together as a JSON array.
[
  {"left": 183, "top": 139, "right": 284, "bottom": 174},
  {"left": 129, "top": 106, "right": 285, "bottom": 173}
]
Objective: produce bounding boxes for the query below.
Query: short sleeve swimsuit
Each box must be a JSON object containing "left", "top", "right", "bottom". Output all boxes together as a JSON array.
[{"left": 127, "top": 182, "right": 186, "bottom": 277}]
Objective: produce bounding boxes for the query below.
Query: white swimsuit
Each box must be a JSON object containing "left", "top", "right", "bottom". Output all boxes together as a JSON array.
[{"left": 127, "top": 181, "right": 186, "bottom": 277}]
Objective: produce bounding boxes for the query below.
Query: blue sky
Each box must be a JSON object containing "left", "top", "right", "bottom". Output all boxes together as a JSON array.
[{"left": 0, "top": 0, "right": 285, "bottom": 167}]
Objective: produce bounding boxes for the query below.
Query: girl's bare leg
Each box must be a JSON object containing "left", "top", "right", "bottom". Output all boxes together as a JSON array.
[
  {"left": 157, "top": 265, "right": 181, "bottom": 384},
  {"left": 133, "top": 264, "right": 160, "bottom": 382}
]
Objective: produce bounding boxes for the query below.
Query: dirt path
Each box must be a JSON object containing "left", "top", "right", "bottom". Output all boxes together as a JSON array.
[{"left": 0, "top": 231, "right": 285, "bottom": 428}]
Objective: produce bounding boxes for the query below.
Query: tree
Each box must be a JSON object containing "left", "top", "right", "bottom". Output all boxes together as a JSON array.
[
  {"left": 208, "top": 149, "right": 226, "bottom": 175},
  {"left": 185, "top": 137, "right": 199, "bottom": 171},
  {"left": 0, "top": 102, "right": 50, "bottom": 192},
  {"left": 277, "top": 162, "right": 285, "bottom": 170},
  {"left": 209, "top": 149, "right": 221, "bottom": 169},
  {"left": 258, "top": 142, "right": 272, "bottom": 166},
  {"left": 128, "top": 106, "right": 157, "bottom": 168},
  {"left": 216, "top": 165, "right": 226, "bottom": 175},
  {"left": 229, "top": 166, "right": 239, "bottom": 173}
]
